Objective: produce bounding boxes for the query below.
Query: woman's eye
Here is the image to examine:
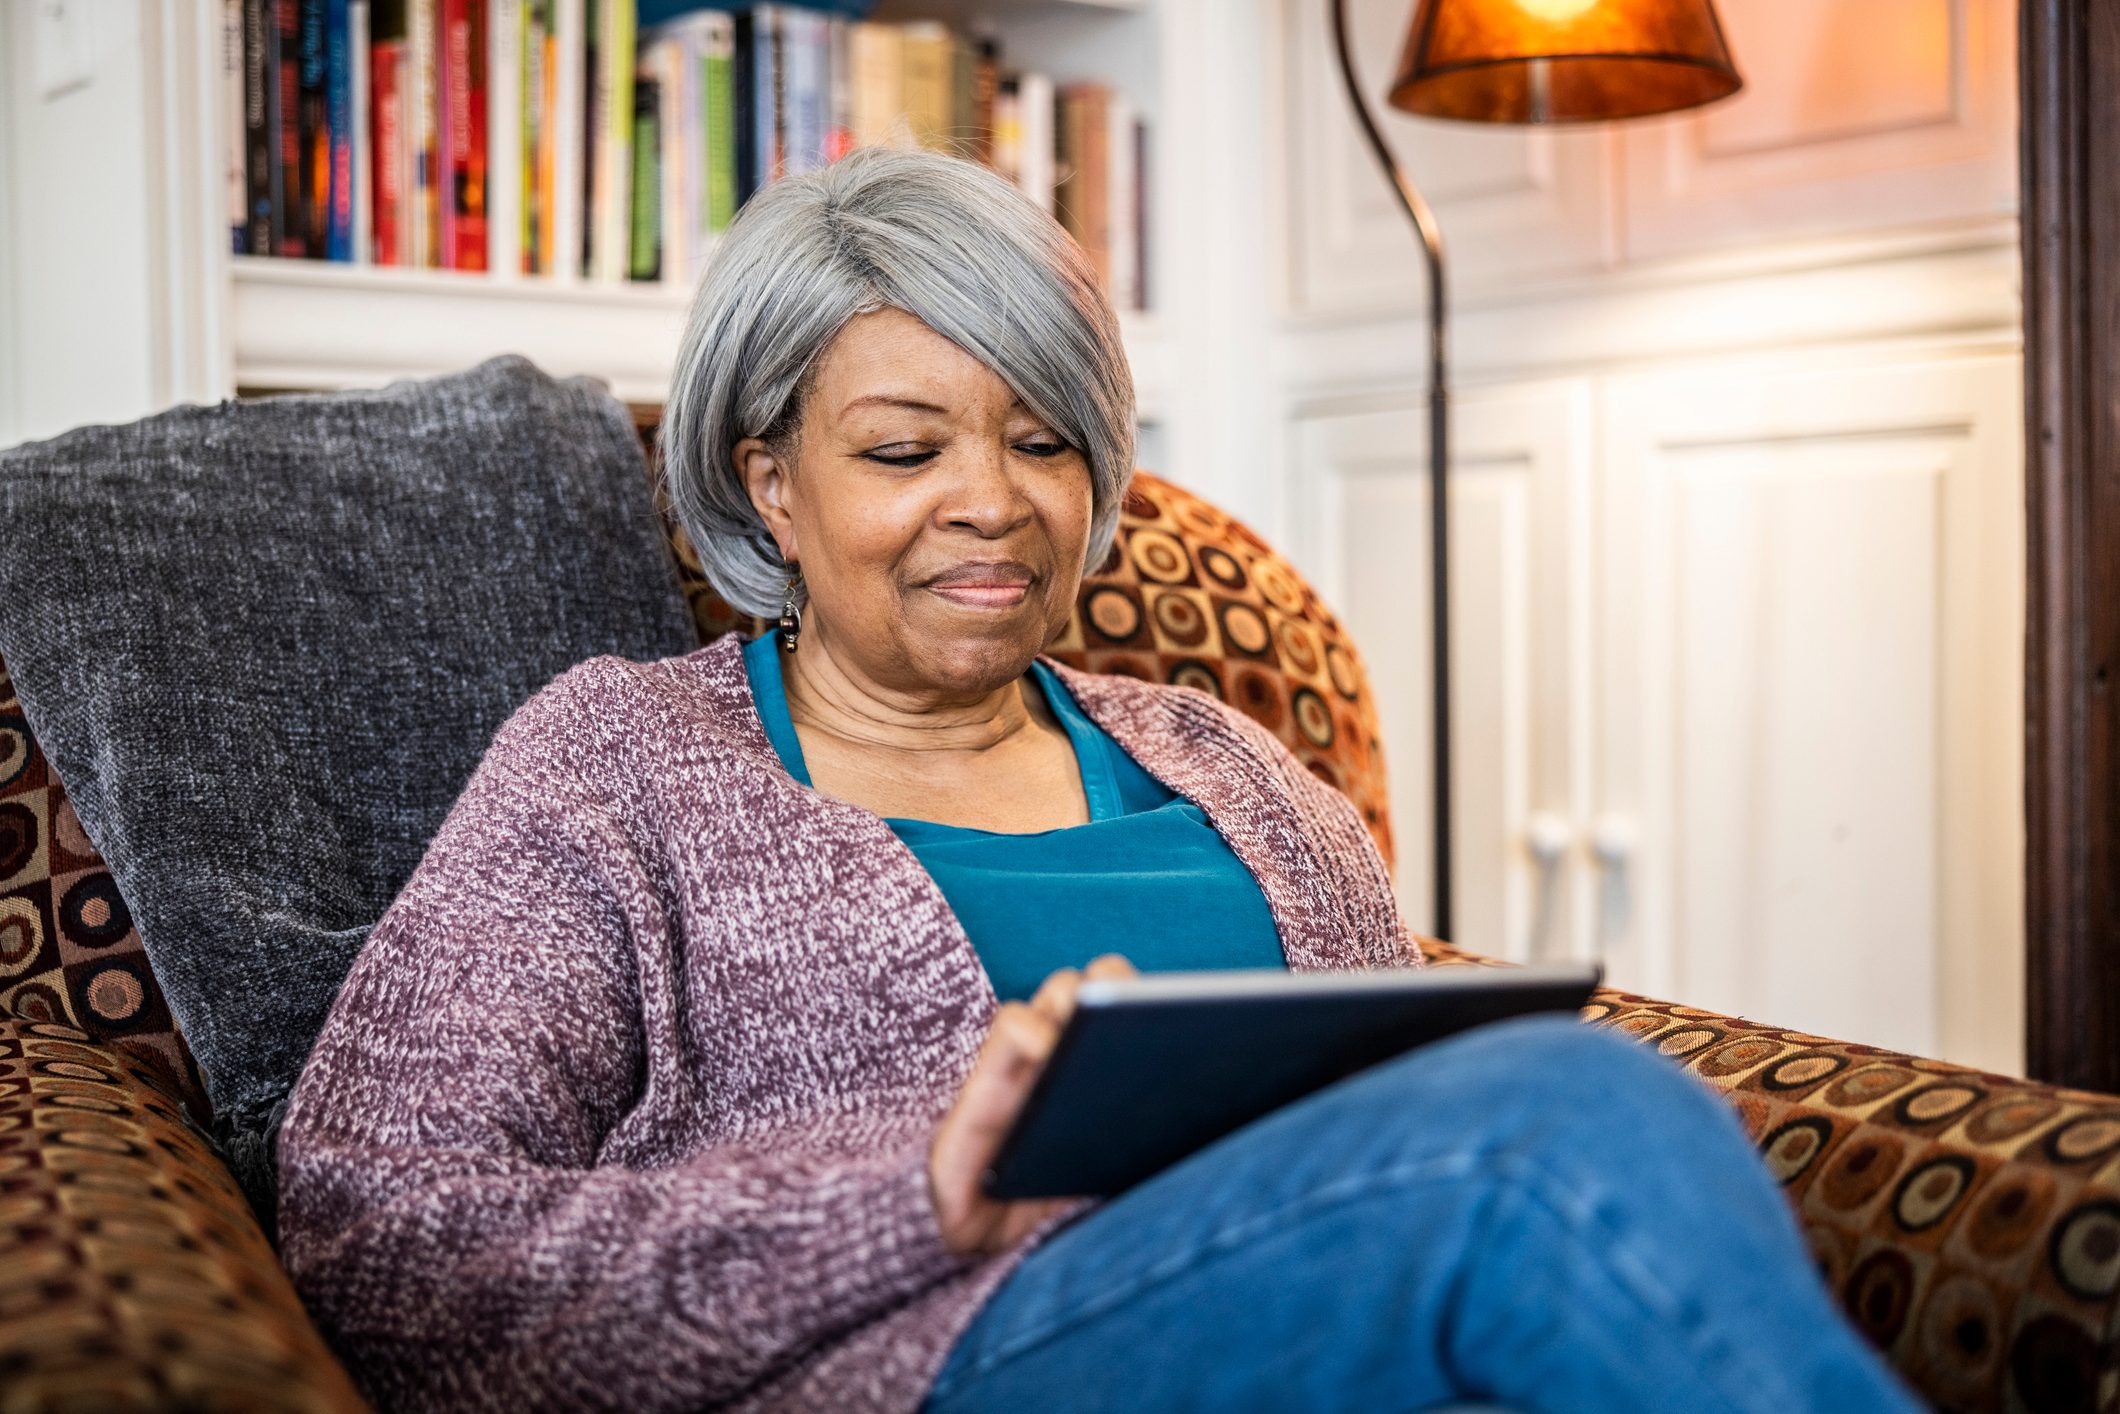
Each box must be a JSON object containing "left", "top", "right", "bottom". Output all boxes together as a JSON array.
[
  {"left": 1018, "top": 442, "right": 1069, "bottom": 458},
  {"left": 865, "top": 449, "right": 936, "bottom": 467}
]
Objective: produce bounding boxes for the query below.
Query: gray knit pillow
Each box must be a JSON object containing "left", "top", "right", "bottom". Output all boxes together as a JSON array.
[{"left": 0, "top": 355, "right": 701, "bottom": 1225}]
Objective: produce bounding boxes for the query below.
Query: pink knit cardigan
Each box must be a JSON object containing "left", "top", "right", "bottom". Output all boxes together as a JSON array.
[{"left": 276, "top": 629, "right": 1424, "bottom": 1412}]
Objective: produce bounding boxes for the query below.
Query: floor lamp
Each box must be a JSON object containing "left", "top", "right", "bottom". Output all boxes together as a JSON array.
[{"left": 1327, "top": 0, "right": 1742, "bottom": 941}]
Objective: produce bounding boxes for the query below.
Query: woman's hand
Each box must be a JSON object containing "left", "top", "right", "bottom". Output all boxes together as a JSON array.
[{"left": 927, "top": 952, "right": 1140, "bottom": 1258}]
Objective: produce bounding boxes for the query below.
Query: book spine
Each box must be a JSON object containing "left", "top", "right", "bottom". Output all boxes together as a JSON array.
[
  {"left": 438, "top": 0, "right": 463, "bottom": 267},
  {"left": 224, "top": 0, "right": 248, "bottom": 252},
  {"left": 1134, "top": 117, "right": 1149, "bottom": 313},
  {"left": 350, "top": 0, "right": 371, "bottom": 262},
  {"left": 656, "top": 37, "right": 681, "bottom": 282},
  {"left": 299, "top": 0, "right": 329, "bottom": 257},
  {"left": 788, "top": 11, "right": 822, "bottom": 176},
  {"left": 629, "top": 74, "right": 659, "bottom": 282},
  {"left": 327, "top": 0, "right": 353, "bottom": 260},
  {"left": 582, "top": 0, "right": 600, "bottom": 277},
  {"left": 900, "top": 23, "right": 949, "bottom": 154},
  {"left": 824, "top": 16, "right": 851, "bottom": 164},
  {"left": 806, "top": 11, "right": 829, "bottom": 168},
  {"left": 275, "top": 0, "right": 305, "bottom": 256},
  {"left": 551, "top": 0, "right": 583, "bottom": 281},
  {"left": 606, "top": 0, "right": 634, "bottom": 283},
  {"left": 1020, "top": 70, "right": 1053, "bottom": 215},
  {"left": 767, "top": 6, "right": 786, "bottom": 184},
  {"left": 449, "top": 0, "right": 487, "bottom": 270},
  {"left": 1107, "top": 94, "right": 1135, "bottom": 311},
  {"left": 1083, "top": 85, "right": 1110, "bottom": 292},
  {"left": 409, "top": 0, "right": 435, "bottom": 265},
  {"left": 949, "top": 32, "right": 972, "bottom": 159},
  {"left": 731, "top": 10, "right": 754, "bottom": 203},
  {"left": 992, "top": 76, "right": 1018, "bottom": 187},
  {"left": 243, "top": 0, "right": 277, "bottom": 254},
  {"left": 372, "top": 35, "right": 404, "bottom": 264},
  {"left": 525, "top": 0, "right": 549, "bottom": 274},
  {"left": 702, "top": 14, "right": 735, "bottom": 243},
  {"left": 488, "top": 0, "right": 522, "bottom": 277},
  {"left": 971, "top": 38, "right": 997, "bottom": 168},
  {"left": 1053, "top": 83, "right": 1080, "bottom": 242}
]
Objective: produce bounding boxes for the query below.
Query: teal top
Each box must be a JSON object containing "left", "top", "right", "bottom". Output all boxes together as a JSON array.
[{"left": 740, "top": 631, "right": 1288, "bottom": 1002}]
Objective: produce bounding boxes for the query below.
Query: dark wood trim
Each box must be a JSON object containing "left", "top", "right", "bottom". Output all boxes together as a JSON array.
[{"left": 2021, "top": 0, "right": 2120, "bottom": 1089}]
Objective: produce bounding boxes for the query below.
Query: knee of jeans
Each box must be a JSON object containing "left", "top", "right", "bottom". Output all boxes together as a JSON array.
[{"left": 1392, "top": 1012, "right": 1725, "bottom": 1135}]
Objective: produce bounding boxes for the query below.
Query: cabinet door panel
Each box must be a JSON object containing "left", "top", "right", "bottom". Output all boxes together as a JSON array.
[
  {"left": 1598, "top": 355, "right": 2023, "bottom": 1071},
  {"left": 1290, "top": 382, "right": 1594, "bottom": 962},
  {"left": 1621, "top": 0, "right": 2015, "bottom": 258}
]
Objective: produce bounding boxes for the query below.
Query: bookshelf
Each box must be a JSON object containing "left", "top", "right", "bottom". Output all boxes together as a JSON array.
[{"left": 217, "top": 0, "right": 1175, "bottom": 421}]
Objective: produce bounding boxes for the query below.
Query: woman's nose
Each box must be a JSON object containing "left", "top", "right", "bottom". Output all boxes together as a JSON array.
[{"left": 939, "top": 445, "right": 1035, "bottom": 536}]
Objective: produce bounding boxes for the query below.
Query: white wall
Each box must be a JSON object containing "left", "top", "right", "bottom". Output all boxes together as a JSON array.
[{"left": 0, "top": 0, "right": 228, "bottom": 451}]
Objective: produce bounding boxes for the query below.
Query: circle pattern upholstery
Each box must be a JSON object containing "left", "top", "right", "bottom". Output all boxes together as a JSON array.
[{"left": 0, "top": 1013, "right": 365, "bottom": 1410}]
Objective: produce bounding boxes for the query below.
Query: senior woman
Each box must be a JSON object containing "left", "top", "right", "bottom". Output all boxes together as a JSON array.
[{"left": 275, "top": 146, "right": 1921, "bottom": 1414}]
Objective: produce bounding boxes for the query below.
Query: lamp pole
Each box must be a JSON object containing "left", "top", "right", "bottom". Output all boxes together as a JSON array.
[{"left": 1328, "top": 0, "right": 1454, "bottom": 942}]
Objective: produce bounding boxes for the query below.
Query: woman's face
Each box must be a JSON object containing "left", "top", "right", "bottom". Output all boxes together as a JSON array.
[{"left": 735, "top": 307, "right": 1094, "bottom": 700}]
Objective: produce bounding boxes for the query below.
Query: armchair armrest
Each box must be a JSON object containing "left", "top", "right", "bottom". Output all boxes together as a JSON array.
[
  {"left": 0, "top": 1014, "right": 369, "bottom": 1411},
  {"left": 1424, "top": 939, "right": 2120, "bottom": 1413}
]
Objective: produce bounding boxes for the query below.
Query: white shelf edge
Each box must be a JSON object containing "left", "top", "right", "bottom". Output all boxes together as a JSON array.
[{"left": 231, "top": 256, "right": 1168, "bottom": 420}]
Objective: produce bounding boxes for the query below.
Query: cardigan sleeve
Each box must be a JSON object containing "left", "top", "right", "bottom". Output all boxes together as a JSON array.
[{"left": 274, "top": 725, "right": 980, "bottom": 1412}]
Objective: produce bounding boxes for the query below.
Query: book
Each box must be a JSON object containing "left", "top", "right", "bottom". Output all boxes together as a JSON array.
[
  {"left": 371, "top": 2, "right": 407, "bottom": 264},
  {"left": 489, "top": 0, "right": 523, "bottom": 277},
  {"left": 298, "top": 0, "right": 330, "bottom": 258},
  {"left": 409, "top": 0, "right": 436, "bottom": 265},
  {"left": 275, "top": 0, "right": 306, "bottom": 257},
  {"left": 351, "top": 0, "right": 371, "bottom": 262},
  {"left": 629, "top": 74, "right": 660, "bottom": 281},
  {"left": 847, "top": 21, "right": 902, "bottom": 151},
  {"left": 327, "top": 0, "right": 356, "bottom": 260},
  {"left": 784, "top": 8, "right": 824, "bottom": 178},
  {"left": 589, "top": 0, "right": 635, "bottom": 283},
  {"left": 698, "top": 11, "right": 736, "bottom": 271},
  {"left": 970, "top": 37, "right": 997, "bottom": 169},
  {"left": 899, "top": 22, "right": 950, "bottom": 155},
  {"left": 550, "top": 0, "right": 584, "bottom": 281},
  {"left": 224, "top": 0, "right": 249, "bottom": 253},
  {"left": 526, "top": 0, "right": 552, "bottom": 273},
  {"left": 1107, "top": 92, "right": 1135, "bottom": 311},
  {"left": 824, "top": 16, "right": 851, "bottom": 164},
  {"left": 242, "top": 0, "right": 282, "bottom": 255},
  {"left": 445, "top": 0, "right": 487, "bottom": 270}
]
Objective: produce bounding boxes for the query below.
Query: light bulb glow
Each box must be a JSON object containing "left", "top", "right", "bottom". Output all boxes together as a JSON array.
[{"left": 1513, "top": 0, "right": 1600, "bottom": 20}]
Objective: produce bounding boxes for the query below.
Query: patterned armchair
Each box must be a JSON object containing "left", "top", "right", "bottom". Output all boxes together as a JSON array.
[{"left": 2, "top": 422, "right": 2114, "bottom": 1413}]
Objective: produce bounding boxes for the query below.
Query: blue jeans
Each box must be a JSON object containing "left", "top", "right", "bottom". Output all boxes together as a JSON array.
[{"left": 919, "top": 1014, "right": 1926, "bottom": 1414}]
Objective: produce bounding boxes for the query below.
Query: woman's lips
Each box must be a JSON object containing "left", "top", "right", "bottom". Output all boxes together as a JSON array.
[{"left": 928, "top": 583, "right": 1029, "bottom": 608}]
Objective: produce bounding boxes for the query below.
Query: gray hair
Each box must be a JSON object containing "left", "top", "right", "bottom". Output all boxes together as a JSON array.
[{"left": 657, "top": 144, "right": 1137, "bottom": 619}]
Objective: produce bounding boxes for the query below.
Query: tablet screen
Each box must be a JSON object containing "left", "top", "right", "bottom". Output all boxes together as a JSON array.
[{"left": 981, "top": 961, "right": 1603, "bottom": 1200}]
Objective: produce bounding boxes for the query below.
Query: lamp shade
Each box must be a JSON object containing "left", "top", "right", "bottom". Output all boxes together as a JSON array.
[{"left": 1388, "top": 0, "right": 1742, "bottom": 124}]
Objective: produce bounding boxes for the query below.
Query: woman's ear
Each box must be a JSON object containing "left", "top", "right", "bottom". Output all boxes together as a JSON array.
[{"left": 734, "top": 436, "right": 798, "bottom": 561}]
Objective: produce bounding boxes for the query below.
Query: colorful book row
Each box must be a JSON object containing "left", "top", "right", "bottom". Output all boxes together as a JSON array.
[{"left": 221, "top": 0, "right": 1147, "bottom": 309}]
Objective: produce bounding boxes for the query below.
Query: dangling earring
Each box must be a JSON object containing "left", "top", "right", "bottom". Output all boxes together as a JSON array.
[{"left": 777, "top": 566, "right": 803, "bottom": 652}]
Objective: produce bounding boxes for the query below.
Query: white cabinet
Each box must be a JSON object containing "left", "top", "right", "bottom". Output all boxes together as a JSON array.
[
  {"left": 1274, "top": 0, "right": 2017, "bottom": 320},
  {"left": 1596, "top": 351, "right": 2024, "bottom": 1072},
  {"left": 1292, "top": 352, "right": 2024, "bottom": 1074},
  {"left": 1291, "top": 381, "right": 1596, "bottom": 966}
]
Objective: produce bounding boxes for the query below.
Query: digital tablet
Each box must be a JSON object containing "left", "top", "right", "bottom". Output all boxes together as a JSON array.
[{"left": 980, "top": 961, "right": 1604, "bottom": 1200}]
